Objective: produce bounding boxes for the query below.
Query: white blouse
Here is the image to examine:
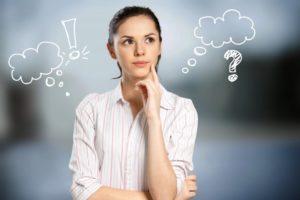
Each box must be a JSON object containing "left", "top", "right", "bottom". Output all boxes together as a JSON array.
[{"left": 69, "top": 82, "right": 198, "bottom": 200}]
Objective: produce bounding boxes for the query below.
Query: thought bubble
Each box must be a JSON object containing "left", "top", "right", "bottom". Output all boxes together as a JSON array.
[
  {"left": 194, "top": 46, "right": 207, "bottom": 56},
  {"left": 194, "top": 9, "right": 256, "bottom": 48},
  {"left": 8, "top": 41, "right": 63, "bottom": 85}
]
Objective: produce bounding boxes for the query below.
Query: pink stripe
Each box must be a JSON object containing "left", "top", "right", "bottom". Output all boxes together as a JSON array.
[
  {"left": 173, "top": 101, "right": 187, "bottom": 160},
  {"left": 163, "top": 110, "right": 168, "bottom": 133},
  {"left": 109, "top": 104, "right": 116, "bottom": 185},
  {"left": 183, "top": 110, "right": 196, "bottom": 158},
  {"left": 136, "top": 114, "right": 147, "bottom": 189},
  {"left": 124, "top": 105, "right": 131, "bottom": 188},
  {"left": 121, "top": 107, "right": 125, "bottom": 188},
  {"left": 100, "top": 96, "right": 109, "bottom": 182}
]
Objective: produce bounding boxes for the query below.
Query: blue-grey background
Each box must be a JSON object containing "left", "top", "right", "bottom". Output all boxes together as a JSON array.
[{"left": 0, "top": 0, "right": 299, "bottom": 200}]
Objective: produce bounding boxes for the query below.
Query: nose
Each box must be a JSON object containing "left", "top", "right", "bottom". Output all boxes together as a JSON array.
[{"left": 134, "top": 42, "right": 145, "bottom": 56}]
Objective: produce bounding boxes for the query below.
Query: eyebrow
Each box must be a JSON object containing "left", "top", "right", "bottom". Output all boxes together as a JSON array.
[{"left": 120, "top": 33, "right": 157, "bottom": 39}]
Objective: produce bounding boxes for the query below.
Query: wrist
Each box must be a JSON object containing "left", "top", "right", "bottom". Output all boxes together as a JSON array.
[{"left": 146, "top": 115, "right": 161, "bottom": 124}]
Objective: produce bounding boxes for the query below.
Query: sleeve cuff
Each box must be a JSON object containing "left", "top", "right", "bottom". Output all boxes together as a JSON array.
[
  {"left": 71, "top": 182, "right": 102, "bottom": 200},
  {"left": 176, "top": 177, "right": 184, "bottom": 196}
]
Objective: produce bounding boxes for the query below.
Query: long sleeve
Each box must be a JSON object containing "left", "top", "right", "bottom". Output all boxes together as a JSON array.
[
  {"left": 168, "top": 99, "right": 198, "bottom": 196},
  {"left": 69, "top": 94, "right": 102, "bottom": 200}
]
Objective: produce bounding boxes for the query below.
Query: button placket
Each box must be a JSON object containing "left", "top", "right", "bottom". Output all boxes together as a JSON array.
[{"left": 125, "top": 107, "right": 143, "bottom": 188}]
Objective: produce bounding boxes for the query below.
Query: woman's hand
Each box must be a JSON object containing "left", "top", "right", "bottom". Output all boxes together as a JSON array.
[
  {"left": 175, "top": 175, "right": 197, "bottom": 200},
  {"left": 135, "top": 63, "right": 162, "bottom": 120}
]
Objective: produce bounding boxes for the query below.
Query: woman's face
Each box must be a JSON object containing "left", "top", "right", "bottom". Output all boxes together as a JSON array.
[{"left": 109, "top": 15, "right": 161, "bottom": 81}]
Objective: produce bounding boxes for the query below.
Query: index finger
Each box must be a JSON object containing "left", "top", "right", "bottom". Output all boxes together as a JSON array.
[{"left": 186, "top": 175, "right": 197, "bottom": 181}]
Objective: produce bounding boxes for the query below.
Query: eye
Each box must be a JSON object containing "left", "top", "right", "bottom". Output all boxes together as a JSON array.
[
  {"left": 122, "top": 39, "right": 134, "bottom": 46},
  {"left": 145, "top": 37, "right": 155, "bottom": 44}
]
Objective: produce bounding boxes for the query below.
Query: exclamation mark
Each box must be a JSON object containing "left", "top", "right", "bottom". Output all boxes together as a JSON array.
[
  {"left": 61, "top": 18, "right": 80, "bottom": 60},
  {"left": 60, "top": 18, "right": 90, "bottom": 97}
]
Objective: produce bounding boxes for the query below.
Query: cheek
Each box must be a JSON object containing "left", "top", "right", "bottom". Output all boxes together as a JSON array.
[
  {"left": 116, "top": 48, "right": 134, "bottom": 71},
  {"left": 151, "top": 43, "right": 161, "bottom": 55},
  {"left": 117, "top": 47, "right": 133, "bottom": 60}
]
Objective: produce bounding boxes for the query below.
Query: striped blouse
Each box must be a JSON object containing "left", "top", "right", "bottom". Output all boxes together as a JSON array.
[{"left": 69, "top": 81, "right": 198, "bottom": 200}]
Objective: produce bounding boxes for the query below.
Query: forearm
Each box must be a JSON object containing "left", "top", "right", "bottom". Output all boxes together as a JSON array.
[
  {"left": 88, "top": 186, "right": 152, "bottom": 200},
  {"left": 147, "top": 118, "right": 177, "bottom": 200}
]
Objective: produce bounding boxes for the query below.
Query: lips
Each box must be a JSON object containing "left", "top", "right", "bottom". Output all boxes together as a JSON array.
[{"left": 132, "top": 61, "right": 149, "bottom": 67}]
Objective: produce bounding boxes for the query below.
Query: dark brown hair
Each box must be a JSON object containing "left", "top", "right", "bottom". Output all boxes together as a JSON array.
[{"left": 108, "top": 6, "right": 162, "bottom": 79}]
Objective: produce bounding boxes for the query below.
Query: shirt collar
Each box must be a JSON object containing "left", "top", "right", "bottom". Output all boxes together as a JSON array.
[{"left": 110, "top": 81, "right": 174, "bottom": 110}]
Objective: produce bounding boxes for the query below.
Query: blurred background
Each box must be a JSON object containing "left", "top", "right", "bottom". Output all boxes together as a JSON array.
[{"left": 0, "top": 0, "right": 299, "bottom": 199}]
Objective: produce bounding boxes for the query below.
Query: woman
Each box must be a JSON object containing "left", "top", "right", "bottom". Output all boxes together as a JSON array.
[{"left": 69, "top": 6, "right": 198, "bottom": 200}]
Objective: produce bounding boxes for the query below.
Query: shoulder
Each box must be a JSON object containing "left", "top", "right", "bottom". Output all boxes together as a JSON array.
[
  {"left": 163, "top": 88, "right": 197, "bottom": 114},
  {"left": 164, "top": 90, "right": 198, "bottom": 131},
  {"left": 76, "top": 90, "right": 112, "bottom": 113}
]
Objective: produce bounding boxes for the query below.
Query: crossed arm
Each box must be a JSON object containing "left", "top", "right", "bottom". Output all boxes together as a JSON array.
[{"left": 88, "top": 187, "right": 152, "bottom": 200}]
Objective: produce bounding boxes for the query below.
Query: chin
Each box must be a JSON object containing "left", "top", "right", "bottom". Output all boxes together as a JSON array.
[
  {"left": 134, "top": 74, "right": 149, "bottom": 80},
  {"left": 133, "top": 68, "right": 150, "bottom": 77},
  {"left": 131, "top": 72, "right": 149, "bottom": 80}
]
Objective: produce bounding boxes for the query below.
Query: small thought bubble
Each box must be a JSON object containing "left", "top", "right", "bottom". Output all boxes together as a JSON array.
[
  {"left": 45, "top": 77, "right": 56, "bottom": 87},
  {"left": 182, "top": 67, "right": 189, "bottom": 74},
  {"left": 58, "top": 81, "right": 64, "bottom": 88},
  {"left": 56, "top": 70, "right": 63, "bottom": 76},
  {"left": 194, "top": 46, "right": 207, "bottom": 56},
  {"left": 187, "top": 58, "right": 197, "bottom": 67}
]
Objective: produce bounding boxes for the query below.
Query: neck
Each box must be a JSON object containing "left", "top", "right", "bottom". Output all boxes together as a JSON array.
[{"left": 121, "top": 76, "right": 144, "bottom": 103}]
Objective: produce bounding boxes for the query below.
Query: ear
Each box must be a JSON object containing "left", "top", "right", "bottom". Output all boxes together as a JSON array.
[{"left": 107, "top": 43, "right": 117, "bottom": 59}]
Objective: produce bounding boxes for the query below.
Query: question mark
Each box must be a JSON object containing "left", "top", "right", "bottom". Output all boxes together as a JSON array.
[{"left": 224, "top": 50, "right": 242, "bottom": 82}]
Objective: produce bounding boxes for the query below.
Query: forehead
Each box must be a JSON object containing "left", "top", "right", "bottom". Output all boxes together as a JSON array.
[{"left": 116, "top": 15, "right": 158, "bottom": 37}]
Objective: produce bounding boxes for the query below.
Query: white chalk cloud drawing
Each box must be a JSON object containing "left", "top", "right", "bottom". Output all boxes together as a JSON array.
[
  {"left": 194, "top": 9, "right": 256, "bottom": 48},
  {"left": 182, "top": 9, "right": 256, "bottom": 80},
  {"left": 7, "top": 18, "right": 90, "bottom": 96},
  {"left": 8, "top": 41, "right": 63, "bottom": 85}
]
